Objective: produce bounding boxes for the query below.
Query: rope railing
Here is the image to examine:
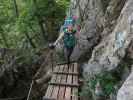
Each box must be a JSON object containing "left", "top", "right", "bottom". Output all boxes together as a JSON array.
[
  {"left": 33, "top": 49, "right": 55, "bottom": 79},
  {"left": 26, "top": 80, "right": 34, "bottom": 100},
  {"left": 26, "top": 48, "right": 56, "bottom": 100}
]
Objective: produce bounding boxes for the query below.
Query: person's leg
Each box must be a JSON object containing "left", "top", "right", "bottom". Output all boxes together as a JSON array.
[
  {"left": 67, "top": 47, "right": 73, "bottom": 63},
  {"left": 64, "top": 47, "right": 74, "bottom": 67},
  {"left": 67, "top": 49, "right": 71, "bottom": 64},
  {"left": 69, "top": 47, "right": 74, "bottom": 62},
  {"left": 67, "top": 47, "right": 74, "bottom": 69},
  {"left": 64, "top": 47, "right": 70, "bottom": 68},
  {"left": 64, "top": 47, "right": 68, "bottom": 62},
  {"left": 67, "top": 48, "right": 71, "bottom": 69}
]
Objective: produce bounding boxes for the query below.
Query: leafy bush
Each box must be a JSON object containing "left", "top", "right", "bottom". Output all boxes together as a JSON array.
[{"left": 80, "top": 71, "right": 118, "bottom": 99}]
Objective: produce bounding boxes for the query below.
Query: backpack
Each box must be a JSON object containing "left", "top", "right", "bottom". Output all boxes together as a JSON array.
[{"left": 63, "top": 32, "right": 76, "bottom": 48}]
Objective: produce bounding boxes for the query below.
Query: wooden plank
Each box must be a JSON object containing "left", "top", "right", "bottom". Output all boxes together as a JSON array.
[
  {"left": 53, "top": 71, "right": 78, "bottom": 87},
  {"left": 54, "top": 65, "right": 64, "bottom": 95},
  {"left": 57, "top": 76, "right": 66, "bottom": 100},
  {"left": 50, "top": 74, "right": 57, "bottom": 83},
  {"left": 54, "top": 64, "right": 65, "bottom": 73},
  {"left": 65, "top": 87, "right": 72, "bottom": 100},
  {"left": 72, "top": 74, "right": 78, "bottom": 100},
  {"left": 51, "top": 86, "right": 59, "bottom": 99},
  {"left": 64, "top": 74, "right": 73, "bottom": 100},
  {"left": 51, "top": 75, "right": 62, "bottom": 98},
  {"left": 65, "top": 64, "right": 69, "bottom": 73},
  {"left": 45, "top": 72, "right": 58, "bottom": 98},
  {"left": 53, "top": 63, "right": 77, "bottom": 75},
  {"left": 69, "top": 64, "right": 73, "bottom": 73},
  {"left": 43, "top": 97, "right": 56, "bottom": 100},
  {"left": 45, "top": 71, "right": 58, "bottom": 98},
  {"left": 56, "top": 68, "right": 64, "bottom": 84},
  {"left": 53, "top": 65, "right": 64, "bottom": 100},
  {"left": 51, "top": 75, "right": 59, "bottom": 99},
  {"left": 45, "top": 65, "right": 60, "bottom": 98},
  {"left": 67, "top": 75, "right": 72, "bottom": 84},
  {"left": 58, "top": 64, "right": 67, "bottom": 100},
  {"left": 51, "top": 65, "right": 63, "bottom": 99},
  {"left": 44, "top": 63, "right": 79, "bottom": 100},
  {"left": 51, "top": 65, "right": 60, "bottom": 83},
  {"left": 59, "top": 65, "right": 64, "bottom": 73},
  {"left": 72, "top": 88, "right": 78, "bottom": 100},
  {"left": 73, "top": 75, "right": 78, "bottom": 86},
  {"left": 56, "top": 75, "right": 63, "bottom": 83},
  {"left": 49, "top": 82, "right": 79, "bottom": 87},
  {"left": 73, "top": 63, "right": 78, "bottom": 73},
  {"left": 57, "top": 61, "right": 76, "bottom": 65},
  {"left": 45, "top": 85, "right": 54, "bottom": 98},
  {"left": 53, "top": 72, "right": 79, "bottom": 75},
  {"left": 54, "top": 65, "right": 60, "bottom": 72}
]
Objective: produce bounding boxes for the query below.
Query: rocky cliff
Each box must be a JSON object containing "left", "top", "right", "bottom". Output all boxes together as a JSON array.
[{"left": 68, "top": 0, "right": 133, "bottom": 100}]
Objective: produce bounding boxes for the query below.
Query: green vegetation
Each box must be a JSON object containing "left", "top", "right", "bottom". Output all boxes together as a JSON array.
[
  {"left": 0, "top": 0, "right": 70, "bottom": 98},
  {"left": 91, "top": 72, "right": 117, "bottom": 95},
  {"left": 0, "top": 0, "right": 70, "bottom": 49},
  {"left": 80, "top": 72, "right": 119, "bottom": 99}
]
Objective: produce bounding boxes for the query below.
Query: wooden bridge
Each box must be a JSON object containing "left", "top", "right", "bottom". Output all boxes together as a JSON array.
[{"left": 43, "top": 62, "right": 79, "bottom": 100}]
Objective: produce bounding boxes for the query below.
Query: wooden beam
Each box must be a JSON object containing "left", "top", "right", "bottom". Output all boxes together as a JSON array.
[
  {"left": 57, "top": 61, "right": 77, "bottom": 65},
  {"left": 49, "top": 82, "right": 79, "bottom": 87},
  {"left": 43, "top": 97, "right": 56, "bottom": 100},
  {"left": 53, "top": 71, "right": 79, "bottom": 75}
]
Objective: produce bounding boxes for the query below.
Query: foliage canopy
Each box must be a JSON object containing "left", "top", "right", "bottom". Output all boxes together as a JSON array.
[{"left": 0, "top": 0, "right": 70, "bottom": 49}]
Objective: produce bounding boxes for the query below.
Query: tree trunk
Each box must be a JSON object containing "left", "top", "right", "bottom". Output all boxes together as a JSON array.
[
  {"left": 24, "top": 32, "right": 36, "bottom": 48},
  {"left": 32, "top": 0, "right": 47, "bottom": 41},
  {"left": 12, "top": 0, "right": 19, "bottom": 17},
  {"left": 38, "top": 21, "right": 47, "bottom": 40}
]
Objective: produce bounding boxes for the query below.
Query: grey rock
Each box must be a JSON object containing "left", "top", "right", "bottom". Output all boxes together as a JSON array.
[
  {"left": 84, "top": 0, "right": 133, "bottom": 74},
  {"left": 117, "top": 71, "right": 133, "bottom": 100}
]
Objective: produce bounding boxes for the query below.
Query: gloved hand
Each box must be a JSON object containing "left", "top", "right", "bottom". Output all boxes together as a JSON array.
[{"left": 48, "top": 43, "right": 55, "bottom": 49}]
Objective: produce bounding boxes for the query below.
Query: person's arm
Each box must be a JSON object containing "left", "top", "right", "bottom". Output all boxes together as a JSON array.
[{"left": 54, "top": 32, "right": 64, "bottom": 46}]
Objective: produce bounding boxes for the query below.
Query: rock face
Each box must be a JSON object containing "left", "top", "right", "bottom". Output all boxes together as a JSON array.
[
  {"left": 83, "top": 0, "right": 133, "bottom": 75},
  {"left": 70, "top": 0, "right": 104, "bottom": 61},
  {"left": 56, "top": 0, "right": 127, "bottom": 63},
  {"left": 67, "top": 0, "right": 133, "bottom": 72},
  {"left": 68, "top": 0, "right": 130, "bottom": 74},
  {"left": 117, "top": 70, "right": 133, "bottom": 100},
  {"left": 65, "top": 0, "right": 133, "bottom": 99}
]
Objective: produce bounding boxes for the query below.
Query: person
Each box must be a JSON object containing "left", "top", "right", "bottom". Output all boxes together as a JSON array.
[
  {"left": 63, "top": 26, "right": 76, "bottom": 64},
  {"left": 53, "top": 15, "right": 80, "bottom": 65},
  {"left": 53, "top": 26, "right": 76, "bottom": 66}
]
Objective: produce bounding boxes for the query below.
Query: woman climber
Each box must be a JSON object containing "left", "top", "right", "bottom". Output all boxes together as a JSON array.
[
  {"left": 53, "top": 26, "right": 76, "bottom": 65},
  {"left": 51, "top": 16, "right": 80, "bottom": 66}
]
